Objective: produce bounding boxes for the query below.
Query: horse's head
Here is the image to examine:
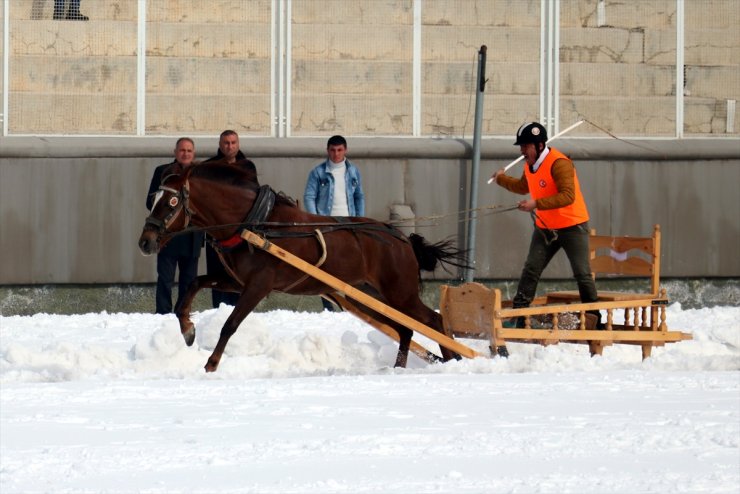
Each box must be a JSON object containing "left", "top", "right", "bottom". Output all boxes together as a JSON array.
[
  {"left": 139, "top": 162, "right": 264, "bottom": 255},
  {"left": 138, "top": 170, "right": 193, "bottom": 256}
]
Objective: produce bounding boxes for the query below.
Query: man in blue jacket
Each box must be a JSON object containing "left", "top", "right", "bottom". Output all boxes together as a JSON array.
[
  {"left": 304, "top": 135, "right": 364, "bottom": 217},
  {"left": 303, "top": 135, "right": 365, "bottom": 310},
  {"left": 146, "top": 137, "right": 204, "bottom": 314}
]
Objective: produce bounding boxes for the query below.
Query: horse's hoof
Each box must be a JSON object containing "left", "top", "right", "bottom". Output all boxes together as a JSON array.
[
  {"left": 181, "top": 325, "right": 196, "bottom": 346},
  {"left": 204, "top": 359, "right": 219, "bottom": 373}
]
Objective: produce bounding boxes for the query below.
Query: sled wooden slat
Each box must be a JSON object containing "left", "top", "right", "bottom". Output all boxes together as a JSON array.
[
  {"left": 241, "top": 230, "right": 481, "bottom": 359},
  {"left": 497, "top": 329, "right": 690, "bottom": 342}
]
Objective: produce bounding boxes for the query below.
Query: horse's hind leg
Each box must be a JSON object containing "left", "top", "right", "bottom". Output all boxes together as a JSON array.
[
  {"left": 393, "top": 327, "right": 413, "bottom": 368},
  {"left": 386, "top": 294, "right": 461, "bottom": 363},
  {"left": 427, "top": 310, "right": 461, "bottom": 362},
  {"left": 348, "top": 286, "right": 416, "bottom": 368}
]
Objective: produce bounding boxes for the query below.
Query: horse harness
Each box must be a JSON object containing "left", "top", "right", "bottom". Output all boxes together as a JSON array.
[
  {"left": 209, "top": 185, "right": 408, "bottom": 290},
  {"left": 147, "top": 178, "right": 408, "bottom": 289}
]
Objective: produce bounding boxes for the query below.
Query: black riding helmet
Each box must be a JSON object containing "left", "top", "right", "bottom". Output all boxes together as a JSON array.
[{"left": 514, "top": 122, "right": 548, "bottom": 146}]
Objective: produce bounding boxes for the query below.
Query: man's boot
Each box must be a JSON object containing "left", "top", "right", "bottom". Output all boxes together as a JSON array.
[
  {"left": 502, "top": 316, "right": 526, "bottom": 328},
  {"left": 66, "top": 10, "right": 89, "bottom": 21}
]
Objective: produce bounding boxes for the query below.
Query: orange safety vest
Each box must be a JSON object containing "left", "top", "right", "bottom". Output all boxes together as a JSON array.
[{"left": 524, "top": 147, "right": 589, "bottom": 229}]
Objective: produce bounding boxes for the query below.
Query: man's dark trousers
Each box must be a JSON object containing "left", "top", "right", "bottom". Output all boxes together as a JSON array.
[
  {"left": 513, "top": 222, "right": 598, "bottom": 310},
  {"left": 156, "top": 253, "right": 199, "bottom": 314},
  {"left": 205, "top": 244, "right": 240, "bottom": 308}
]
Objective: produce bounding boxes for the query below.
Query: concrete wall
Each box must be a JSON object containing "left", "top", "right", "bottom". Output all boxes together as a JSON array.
[
  {"left": 1, "top": 136, "right": 738, "bottom": 284},
  {"left": 2, "top": 1, "right": 738, "bottom": 285}
]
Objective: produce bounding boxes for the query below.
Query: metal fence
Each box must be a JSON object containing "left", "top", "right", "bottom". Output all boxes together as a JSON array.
[{"left": 2, "top": 0, "right": 739, "bottom": 138}]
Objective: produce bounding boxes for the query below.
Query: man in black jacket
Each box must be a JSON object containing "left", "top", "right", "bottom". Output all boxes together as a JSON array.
[
  {"left": 146, "top": 137, "right": 204, "bottom": 314},
  {"left": 203, "top": 130, "right": 258, "bottom": 308}
]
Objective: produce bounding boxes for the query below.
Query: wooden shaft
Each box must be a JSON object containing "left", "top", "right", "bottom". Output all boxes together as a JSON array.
[
  {"left": 331, "top": 294, "right": 441, "bottom": 364},
  {"left": 241, "top": 230, "right": 481, "bottom": 359}
]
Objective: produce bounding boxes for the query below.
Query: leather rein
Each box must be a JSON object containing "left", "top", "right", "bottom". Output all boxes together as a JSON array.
[
  {"left": 146, "top": 178, "right": 407, "bottom": 249},
  {"left": 144, "top": 174, "right": 408, "bottom": 290}
]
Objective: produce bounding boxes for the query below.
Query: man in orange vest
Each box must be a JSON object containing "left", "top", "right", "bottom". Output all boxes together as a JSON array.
[{"left": 491, "top": 122, "right": 600, "bottom": 327}]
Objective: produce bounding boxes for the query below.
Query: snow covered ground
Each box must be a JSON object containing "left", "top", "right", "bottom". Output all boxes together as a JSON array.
[{"left": 1, "top": 303, "right": 738, "bottom": 493}]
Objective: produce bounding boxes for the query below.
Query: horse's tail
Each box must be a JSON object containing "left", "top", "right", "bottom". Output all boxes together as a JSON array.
[{"left": 409, "top": 233, "right": 470, "bottom": 274}]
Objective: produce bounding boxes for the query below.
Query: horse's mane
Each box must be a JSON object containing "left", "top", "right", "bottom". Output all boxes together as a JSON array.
[
  {"left": 189, "top": 161, "right": 258, "bottom": 189},
  {"left": 186, "top": 162, "right": 298, "bottom": 208}
]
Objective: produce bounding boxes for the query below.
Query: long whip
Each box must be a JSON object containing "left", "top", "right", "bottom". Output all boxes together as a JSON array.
[{"left": 487, "top": 119, "right": 584, "bottom": 184}]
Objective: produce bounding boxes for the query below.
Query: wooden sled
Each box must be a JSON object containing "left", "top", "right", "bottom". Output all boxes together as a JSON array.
[
  {"left": 440, "top": 225, "right": 691, "bottom": 359},
  {"left": 440, "top": 283, "right": 691, "bottom": 359}
]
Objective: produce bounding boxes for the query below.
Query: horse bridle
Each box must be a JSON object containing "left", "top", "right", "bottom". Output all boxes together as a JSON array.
[{"left": 145, "top": 179, "right": 193, "bottom": 235}]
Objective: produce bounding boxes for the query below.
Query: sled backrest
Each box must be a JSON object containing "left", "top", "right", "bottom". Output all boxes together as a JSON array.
[{"left": 589, "top": 224, "right": 661, "bottom": 296}]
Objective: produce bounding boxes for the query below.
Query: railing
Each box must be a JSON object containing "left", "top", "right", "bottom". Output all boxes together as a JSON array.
[{"left": 1, "top": 0, "right": 737, "bottom": 137}]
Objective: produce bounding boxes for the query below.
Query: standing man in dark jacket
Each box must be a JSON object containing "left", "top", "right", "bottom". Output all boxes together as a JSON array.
[
  {"left": 203, "top": 130, "right": 259, "bottom": 308},
  {"left": 146, "top": 137, "right": 204, "bottom": 314}
]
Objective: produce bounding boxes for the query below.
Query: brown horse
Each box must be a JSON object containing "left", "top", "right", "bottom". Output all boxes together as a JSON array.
[{"left": 138, "top": 164, "right": 466, "bottom": 372}]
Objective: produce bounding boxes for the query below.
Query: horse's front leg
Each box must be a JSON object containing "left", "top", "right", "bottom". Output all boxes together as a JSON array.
[
  {"left": 205, "top": 281, "right": 272, "bottom": 373},
  {"left": 175, "top": 274, "right": 234, "bottom": 346}
]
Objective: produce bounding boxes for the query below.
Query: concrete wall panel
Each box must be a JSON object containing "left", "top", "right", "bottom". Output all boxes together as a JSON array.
[
  {"left": 423, "top": 27, "right": 538, "bottom": 62},
  {"left": 292, "top": 61, "right": 411, "bottom": 94},
  {"left": 422, "top": 0, "right": 540, "bottom": 27},
  {"left": 685, "top": 0, "right": 740, "bottom": 29},
  {"left": 10, "top": 93, "right": 137, "bottom": 134},
  {"left": 146, "top": 58, "right": 270, "bottom": 94},
  {"left": 561, "top": 0, "right": 676, "bottom": 29},
  {"left": 684, "top": 29, "right": 740, "bottom": 66},
  {"left": 560, "top": 27, "right": 646, "bottom": 64},
  {"left": 561, "top": 63, "right": 674, "bottom": 97},
  {"left": 292, "top": 0, "right": 412, "bottom": 25},
  {"left": 145, "top": 94, "right": 272, "bottom": 135},
  {"left": 11, "top": 56, "right": 135, "bottom": 93},
  {"left": 292, "top": 25, "right": 412, "bottom": 61},
  {"left": 292, "top": 96, "right": 413, "bottom": 135},
  {"left": 146, "top": 23, "right": 272, "bottom": 59},
  {"left": 560, "top": 96, "right": 677, "bottom": 136},
  {"left": 11, "top": 20, "right": 137, "bottom": 56},
  {"left": 147, "top": 1, "right": 272, "bottom": 23}
]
